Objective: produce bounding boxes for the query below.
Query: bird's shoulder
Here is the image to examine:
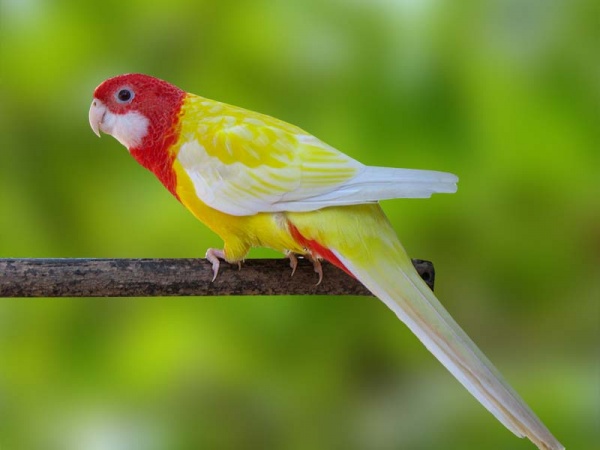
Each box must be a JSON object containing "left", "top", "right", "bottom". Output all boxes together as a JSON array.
[{"left": 177, "top": 94, "right": 355, "bottom": 170}]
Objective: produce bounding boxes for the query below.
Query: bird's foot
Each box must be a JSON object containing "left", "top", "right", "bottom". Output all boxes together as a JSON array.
[
  {"left": 206, "top": 248, "right": 241, "bottom": 282},
  {"left": 306, "top": 254, "right": 323, "bottom": 285},
  {"left": 285, "top": 251, "right": 299, "bottom": 276},
  {"left": 205, "top": 248, "right": 225, "bottom": 282}
]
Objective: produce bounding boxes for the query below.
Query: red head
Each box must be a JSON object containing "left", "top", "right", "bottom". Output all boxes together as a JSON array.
[
  {"left": 90, "top": 73, "right": 187, "bottom": 196},
  {"left": 89, "top": 73, "right": 185, "bottom": 150}
]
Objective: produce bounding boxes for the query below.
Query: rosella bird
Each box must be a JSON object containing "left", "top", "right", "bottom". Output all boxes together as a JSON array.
[{"left": 89, "top": 73, "right": 563, "bottom": 450}]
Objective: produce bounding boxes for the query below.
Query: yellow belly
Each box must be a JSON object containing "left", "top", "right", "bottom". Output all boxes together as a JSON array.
[{"left": 173, "top": 160, "right": 304, "bottom": 261}]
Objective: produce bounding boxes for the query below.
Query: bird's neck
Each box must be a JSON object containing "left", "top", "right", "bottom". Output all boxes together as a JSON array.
[{"left": 129, "top": 93, "right": 186, "bottom": 199}]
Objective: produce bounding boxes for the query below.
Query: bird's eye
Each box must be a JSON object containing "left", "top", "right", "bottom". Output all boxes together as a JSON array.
[{"left": 116, "top": 88, "right": 134, "bottom": 103}]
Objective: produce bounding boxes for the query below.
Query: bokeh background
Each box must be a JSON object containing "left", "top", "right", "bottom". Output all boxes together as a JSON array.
[{"left": 0, "top": 0, "right": 598, "bottom": 449}]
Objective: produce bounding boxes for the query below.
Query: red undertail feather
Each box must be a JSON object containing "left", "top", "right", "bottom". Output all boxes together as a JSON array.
[{"left": 287, "top": 221, "right": 354, "bottom": 277}]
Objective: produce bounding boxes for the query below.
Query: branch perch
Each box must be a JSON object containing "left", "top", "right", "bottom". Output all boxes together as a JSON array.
[{"left": 0, "top": 258, "right": 434, "bottom": 298}]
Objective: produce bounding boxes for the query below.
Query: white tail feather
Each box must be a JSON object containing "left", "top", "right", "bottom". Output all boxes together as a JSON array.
[{"left": 334, "top": 246, "right": 564, "bottom": 450}]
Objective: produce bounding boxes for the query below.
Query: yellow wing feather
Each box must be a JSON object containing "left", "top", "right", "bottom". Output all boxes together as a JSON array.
[{"left": 173, "top": 94, "right": 361, "bottom": 215}]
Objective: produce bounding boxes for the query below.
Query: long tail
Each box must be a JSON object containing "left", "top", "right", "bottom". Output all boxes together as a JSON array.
[{"left": 288, "top": 205, "right": 564, "bottom": 450}]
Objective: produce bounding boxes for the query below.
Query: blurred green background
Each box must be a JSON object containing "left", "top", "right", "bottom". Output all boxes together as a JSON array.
[{"left": 0, "top": 0, "right": 598, "bottom": 449}]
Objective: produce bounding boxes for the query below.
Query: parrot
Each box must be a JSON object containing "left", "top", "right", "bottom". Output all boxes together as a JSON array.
[{"left": 89, "top": 73, "right": 564, "bottom": 450}]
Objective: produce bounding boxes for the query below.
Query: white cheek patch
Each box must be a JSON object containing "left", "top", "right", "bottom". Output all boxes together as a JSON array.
[{"left": 100, "top": 110, "right": 150, "bottom": 150}]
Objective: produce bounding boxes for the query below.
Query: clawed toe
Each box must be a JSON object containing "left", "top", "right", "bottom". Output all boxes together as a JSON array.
[
  {"left": 206, "top": 248, "right": 242, "bottom": 281},
  {"left": 285, "top": 251, "right": 299, "bottom": 276},
  {"left": 306, "top": 254, "right": 323, "bottom": 285},
  {"left": 285, "top": 251, "right": 323, "bottom": 284},
  {"left": 205, "top": 248, "right": 225, "bottom": 282}
]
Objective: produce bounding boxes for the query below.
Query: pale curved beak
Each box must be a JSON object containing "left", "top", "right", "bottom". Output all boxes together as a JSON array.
[{"left": 89, "top": 99, "right": 107, "bottom": 137}]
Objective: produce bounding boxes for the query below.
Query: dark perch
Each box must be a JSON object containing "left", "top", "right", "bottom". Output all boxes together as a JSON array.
[{"left": 0, "top": 258, "right": 434, "bottom": 298}]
